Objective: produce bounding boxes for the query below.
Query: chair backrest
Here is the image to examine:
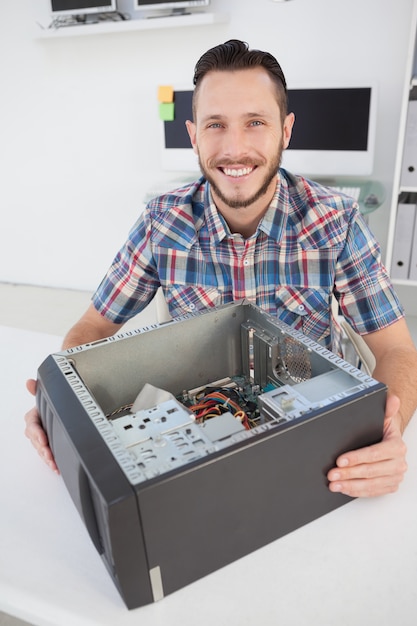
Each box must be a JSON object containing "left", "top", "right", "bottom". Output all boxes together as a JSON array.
[
  {"left": 338, "top": 318, "right": 376, "bottom": 376},
  {"left": 155, "top": 287, "right": 172, "bottom": 324},
  {"left": 331, "top": 295, "right": 375, "bottom": 375}
]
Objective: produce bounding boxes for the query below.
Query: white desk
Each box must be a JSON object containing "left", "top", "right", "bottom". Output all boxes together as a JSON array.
[{"left": 1, "top": 325, "right": 417, "bottom": 626}]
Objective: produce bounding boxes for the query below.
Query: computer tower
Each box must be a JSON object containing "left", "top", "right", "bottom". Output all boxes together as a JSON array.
[{"left": 36, "top": 301, "right": 386, "bottom": 609}]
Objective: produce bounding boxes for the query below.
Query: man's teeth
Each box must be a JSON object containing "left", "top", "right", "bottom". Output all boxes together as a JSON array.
[{"left": 223, "top": 167, "right": 253, "bottom": 177}]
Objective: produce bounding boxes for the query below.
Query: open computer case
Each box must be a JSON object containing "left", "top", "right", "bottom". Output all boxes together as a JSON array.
[{"left": 36, "top": 301, "right": 386, "bottom": 609}]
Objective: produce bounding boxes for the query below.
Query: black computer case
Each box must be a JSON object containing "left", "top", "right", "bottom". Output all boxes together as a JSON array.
[{"left": 36, "top": 301, "right": 386, "bottom": 609}]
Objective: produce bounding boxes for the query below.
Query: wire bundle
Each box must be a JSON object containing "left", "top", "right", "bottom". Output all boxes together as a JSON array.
[{"left": 189, "top": 389, "right": 252, "bottom": 430}]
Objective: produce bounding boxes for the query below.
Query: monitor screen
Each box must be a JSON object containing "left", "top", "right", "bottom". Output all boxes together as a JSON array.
[
  {"left": 50, "top": 0, "right": 116, "bottom": 15},
  {"left": 159, "top": 85, "right": 377, "bottom": 178},
  {"left": 135, "top": 0, "right": 209, "bottom": 14},
  {"left": 282, "top": 86, "right": 376, "bottom": 177}
]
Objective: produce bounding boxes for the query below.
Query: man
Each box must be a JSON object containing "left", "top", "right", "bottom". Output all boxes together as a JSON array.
[{"left": 25, "top": 39, "right": 417, "bottom": 498}]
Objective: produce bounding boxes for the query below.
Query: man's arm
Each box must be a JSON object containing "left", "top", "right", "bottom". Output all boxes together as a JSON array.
[
  {"left": 24, "top": 304, "right": 124, "bottom": 472},
  {"left": 61, "top": 303, "right": 124, "bottom": 350},
  {"left": 327, "top": 317, "right": 417, "bottom": 497},
  {"left": 364, "top": 317, "right": 417, "bottom": 432}
]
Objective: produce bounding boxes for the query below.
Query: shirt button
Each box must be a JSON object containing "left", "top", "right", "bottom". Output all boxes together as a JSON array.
[
  {"left": 297, "top": 304, "right": 305, "bottom": 312},
  {"left": 189, "top": 303, "right": 196, "bottom": 310},
  {"left": 243, "top": 259, "right": 250, "bottom": 266}
]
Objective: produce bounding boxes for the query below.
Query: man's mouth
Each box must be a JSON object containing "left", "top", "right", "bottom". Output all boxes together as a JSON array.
[{"left": 221, "top": 166, "right": 255, "bottom": 178}]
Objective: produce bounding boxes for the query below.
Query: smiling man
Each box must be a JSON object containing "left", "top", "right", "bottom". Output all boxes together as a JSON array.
[
  {"left": 25, "top": 40, "right": 417, "bottom": 499},
  {"left": 185, "top": 64, "right": 294, "bottom": 237}
]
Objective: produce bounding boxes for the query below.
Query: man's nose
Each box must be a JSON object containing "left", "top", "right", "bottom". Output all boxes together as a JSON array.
[{"left": 222, "top": 127, "right": 250, "bottom": 160}]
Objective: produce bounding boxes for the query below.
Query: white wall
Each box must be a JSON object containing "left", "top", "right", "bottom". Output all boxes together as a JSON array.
[{"left": 0, "top": 0, "right": 414, "bottom": 292}]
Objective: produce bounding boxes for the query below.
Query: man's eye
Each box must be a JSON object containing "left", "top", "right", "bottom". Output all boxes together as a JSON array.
[
  {"left": 208, "top": 123, "right": 222, "bottom": 129},
  {"left": 250, "top": 120, "right": 263, "bottom": 126}
]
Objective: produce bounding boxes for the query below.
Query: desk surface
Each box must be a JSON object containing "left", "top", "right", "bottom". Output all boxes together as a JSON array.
[{"left": 1, "top": 325, "right": 417, "bottom": 626}]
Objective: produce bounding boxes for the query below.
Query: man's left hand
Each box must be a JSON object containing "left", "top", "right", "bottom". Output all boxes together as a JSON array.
[{"left": 327, "top": 394, "right": 408, "bottom": 498}]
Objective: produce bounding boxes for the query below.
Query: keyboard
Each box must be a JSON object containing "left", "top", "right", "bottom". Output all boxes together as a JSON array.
[{"left": 328, "top": 185, "right": 361, "bottom": 201}]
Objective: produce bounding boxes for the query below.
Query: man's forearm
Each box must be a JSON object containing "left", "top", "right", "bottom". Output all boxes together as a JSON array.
[
  {"left": 61, "top": 322, "right": 112, "bottom": 350},
  {"left": 61, "top": 304, "right": 124, "bottom": 350},
  {"left": 372, "top": 345, "right": 417, "bottom": 432}
]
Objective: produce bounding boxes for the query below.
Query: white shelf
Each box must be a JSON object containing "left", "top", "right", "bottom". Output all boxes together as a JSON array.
[
  {"left": 399, "top": 186, "right": 417, "bottom": 193},
  {"left": 36, "top": 12, "right": 228, "bottom": 38},
  {"left": 386, "top": 1, "right": 417, "bottom": 290},
  {"left": 392, "top": 278, "right": 417, "bottom": 287}
]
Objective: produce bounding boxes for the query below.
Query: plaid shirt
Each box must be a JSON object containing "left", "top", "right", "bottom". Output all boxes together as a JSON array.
[{"left": 93, "top": 169, "right": 403, "bottom": 351}]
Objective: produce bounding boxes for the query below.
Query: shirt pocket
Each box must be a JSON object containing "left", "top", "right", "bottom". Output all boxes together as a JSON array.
[
  {"left": 275, "top": 286, "right": 331, "bottom": 345},
  {"left": 165, "top": 284, "right": 227, "bottom": 317}
]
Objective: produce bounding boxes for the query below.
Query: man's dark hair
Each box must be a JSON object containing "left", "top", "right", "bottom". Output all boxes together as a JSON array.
[{"left": 192, "top": 39, "right": 288, "bottom": 121}]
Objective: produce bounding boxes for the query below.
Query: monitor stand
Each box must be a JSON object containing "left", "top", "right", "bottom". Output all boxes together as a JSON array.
[{"left": 147, "top": 9, "right": 191, "bottom": 19}]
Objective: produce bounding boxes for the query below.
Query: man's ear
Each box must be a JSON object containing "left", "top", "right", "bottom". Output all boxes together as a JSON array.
[
  {"left": 185, "top": 119, "right": 198, "bottom": 154},
  {"left": 282, "top": 112, "right": 295, "bottom": 150}
]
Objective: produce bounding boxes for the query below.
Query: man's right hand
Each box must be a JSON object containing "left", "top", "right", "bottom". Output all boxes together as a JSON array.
[{"left": 24, "top": 379, "right": 59, "bottom": 474}]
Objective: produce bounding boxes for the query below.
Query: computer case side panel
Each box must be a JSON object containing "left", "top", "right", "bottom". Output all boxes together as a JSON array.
[
  {"left": 34, "top": 303, "right": 388, "bottom": 609},
  {"left": 136, "top": 384, "right": 385, "bottom": 601},
  {"left": 36, "top": 355, "right": 154, "bottom": 609}
]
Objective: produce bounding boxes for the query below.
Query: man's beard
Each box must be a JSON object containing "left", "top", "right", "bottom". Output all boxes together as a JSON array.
[{"left": 198, "top": 145, "right": 283, "bottom": 209}]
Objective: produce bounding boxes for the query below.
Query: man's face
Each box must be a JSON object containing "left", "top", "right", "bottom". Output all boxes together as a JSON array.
[{"left": 186, "top": 67, "right": 294, "bottom": 210}]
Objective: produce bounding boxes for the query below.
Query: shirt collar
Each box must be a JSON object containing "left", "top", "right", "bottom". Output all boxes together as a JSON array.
[
  {"left": 258, "top": 171, "right": 289, "bottom": 242},
  {"left": 203, "top": 172, "right": 289, "bottom": 244}
]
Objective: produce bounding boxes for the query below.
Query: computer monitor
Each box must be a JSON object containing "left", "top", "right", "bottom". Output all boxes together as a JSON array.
[
  {"left": 135, "top": 0, "right": 209, "bottom": 17},
  {"left": 282, "top": 85, "right": 376, "bottom": 177},
  {"left": 49, "top": 0, "right": 116, "bottom": 16},
  {"left": 159, "top": 85, "right": 377, "bottom": 178}
]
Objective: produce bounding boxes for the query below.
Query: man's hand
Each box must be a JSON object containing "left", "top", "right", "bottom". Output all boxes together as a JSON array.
[
  {"left": 24, "top": 379, "right": 59, "bottom": 474},
  {"left": 327, "top": 394, "right": 407, "bottom": 497}
]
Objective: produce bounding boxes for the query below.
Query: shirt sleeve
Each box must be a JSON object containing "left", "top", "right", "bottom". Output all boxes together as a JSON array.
[
  {"left": 335, "top": 208, "right": 404, "bottom": 335},
  {"left": 92, "top": 210, "right": 160, "bottom": 324}
]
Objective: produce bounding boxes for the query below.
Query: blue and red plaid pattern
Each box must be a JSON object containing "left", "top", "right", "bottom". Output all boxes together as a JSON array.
[{"left": 93, "top": 169, "right": 403, "bottom": 351}]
